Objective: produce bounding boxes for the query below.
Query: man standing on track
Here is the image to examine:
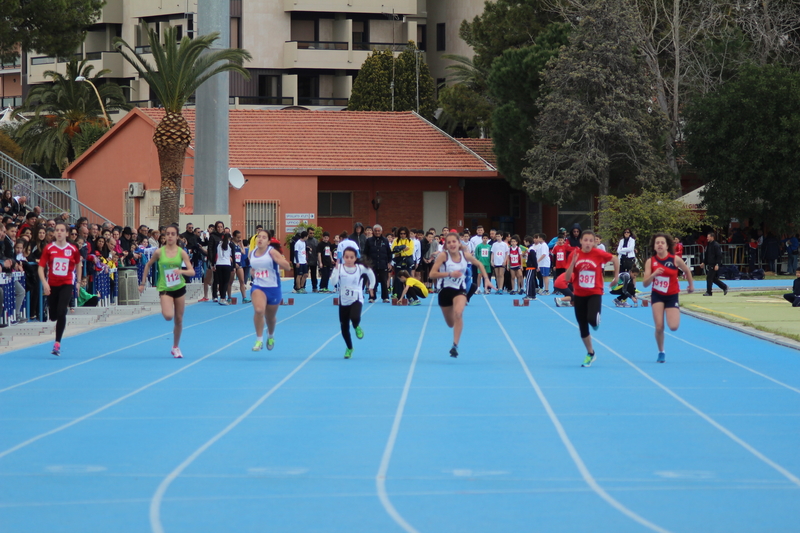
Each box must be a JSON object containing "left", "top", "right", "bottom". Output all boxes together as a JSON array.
[
  {"left": 700, "top": 231, "right": 728, "bottom": 297},
  {"left": 365, "top": 224, "right": 392, "bottom": 303}
]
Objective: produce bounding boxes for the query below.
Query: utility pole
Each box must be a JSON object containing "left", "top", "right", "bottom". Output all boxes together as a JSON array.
[{"left": 194, "top": 0, "right": 230, "bottom": 216}]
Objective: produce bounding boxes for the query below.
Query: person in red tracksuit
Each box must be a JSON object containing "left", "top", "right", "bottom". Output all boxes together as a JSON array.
[
  {"left": 38, "top": 222, "right": 82, "bottom": 356},
  {"left": 564, "top": 230, "right": 619, "bottom": 368}
]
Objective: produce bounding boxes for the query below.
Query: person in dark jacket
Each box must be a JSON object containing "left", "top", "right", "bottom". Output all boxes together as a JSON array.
[
  {"left": 567, "top": 223, "right": 582, "bottom": 249},
  {"left": 783, "top": 268, "right": 800, "bottom": 306},
  {"left": 350, "top": 222, "right": 367, "bottom": 253},
  {"left": 306, "top": 229, "right": 319, "bottom": 292},
  {"left": 202, "top": 221, "right": 224, "bottom": 301},
  {"left": 700, "top": 231, "right": 728, "bottom": 296},
  {"left": 364, "top": 224, "right": 393, "bottom": 302}
]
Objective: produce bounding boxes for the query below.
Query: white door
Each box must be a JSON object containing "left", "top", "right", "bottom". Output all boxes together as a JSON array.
[{"left": 423, "top": 191, "right": 447, "bottom": 233}]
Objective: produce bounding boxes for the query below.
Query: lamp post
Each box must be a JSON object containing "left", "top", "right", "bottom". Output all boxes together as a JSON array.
[{"left": 75, "top": 75, "right": 110, "bottom": 128}]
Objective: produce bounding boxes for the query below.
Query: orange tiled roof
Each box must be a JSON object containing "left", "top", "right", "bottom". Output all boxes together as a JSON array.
[
  {"left": 139, "top": 109, "right": 495, "bottom": 172},
  {"left": 457, "top": 138, "right": 497, "bottom": 166}
]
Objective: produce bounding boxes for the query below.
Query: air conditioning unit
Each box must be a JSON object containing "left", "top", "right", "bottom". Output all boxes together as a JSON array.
[{"left": 128, "top": 182, "right": 145, "bottom": 198}]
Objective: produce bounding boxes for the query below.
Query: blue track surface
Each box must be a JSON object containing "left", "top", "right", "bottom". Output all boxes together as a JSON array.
[{"left": 1, "top": 280, "right": 798, "bottom": 532}]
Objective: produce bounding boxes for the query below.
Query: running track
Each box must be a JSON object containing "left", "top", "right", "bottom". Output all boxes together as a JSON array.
[{"left": 0, "top": 280, "right": 798, "bottom": 532}]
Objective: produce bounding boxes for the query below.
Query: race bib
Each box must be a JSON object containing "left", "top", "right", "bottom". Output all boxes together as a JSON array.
[
  {"left": 235, "top": 252, "right": 242, "bottom": 262},
  {"left": 481, "top": 248, "right": 489, "bottom": 258},
  {"left": 510, "top": 254, "right": 520, "bottom": 266},
  {"left": 343, "top": 287, "right": 357, "bottom": 299},
  {"left": 578, "top": 270, "right": 596, "bottom": 289},
  {"left": 324, "top": 248, "right": 331, "bottom": 256},
  {"left": 557, "top": 252, "right": 565, "bottom": 262},
  {"left": 164, "top": 268, "right": 181, "bottom": 287},
  {"left": 495, "top": 251, "right": 503, "bottom": 258},
  {"left": 653, "top": 275, "right": 670, "bottom": 293},
  {"left": 52, "top": 257, "right": 70, "bottom": 276},
  {"left": 253, "top": 269, "right": 269, "bottom": 280}
]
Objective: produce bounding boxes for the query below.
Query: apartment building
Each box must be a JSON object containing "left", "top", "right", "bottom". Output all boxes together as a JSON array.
[{"left": 22, "top": 0, "right": 488, "bottom": 111}]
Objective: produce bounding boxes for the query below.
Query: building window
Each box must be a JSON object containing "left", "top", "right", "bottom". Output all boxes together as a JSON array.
[
  {"left": 557, "top": 195, "right": 593, "bottom": 233},
  {"left": 258, "top": 75, "right": 280, "bottom": 98},
  {"left": 417, "top": 24, "right": 426, "bottom": 51},
  {"left": 230, "top": 17, "right": 241, "bottom": 48},
  {"left": 436, "top": 23, "right": 446, "bottom": 51},
  {"left": 175, "top": 25, "right": 183, "bottom": 41},
  {"left": 318, "top": 192, "right": 352, "bottom": 217}
]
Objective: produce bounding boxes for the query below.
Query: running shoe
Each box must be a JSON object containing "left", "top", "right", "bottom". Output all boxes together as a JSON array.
[
  {"left": 723, "top": 288, "right": 728, "bottom": 296},
  {"left": 213, "top": 298, "right": 219, "bottom": 303},
  {"left": 496, "top": 290, "right": 504, "bottom": 295},
  {"left": 702, "top": 292, "right": 712, "bottom": 296},
  {"left": 632, "top": 300, "right": 639, "bottom": 308},
  {"left": 344, "top": 348, "right": 353, "bottom": 359},
  {"left": 581, "top": 352, "right": 595, "bottom": 367},
  {"left": 383, "top": 299, "right": 390, "bottom": 303},
  {"left": 171, "top": 347, "right": 184, "bottom": 359},
  {"left": 542, "top": 290, "right": 550, "bottom": 295},
  {"left": 523, "top": 296, "right": 535, "bottom": 301},
  {"left": 368, "top": 298, "right": 376, "bottom": 303},
  {"left": 657, "top": 351, "right": 666, "bottom": 363},
  {"left": 313, "top": 289, "right": 319, "bottom": 293},
  {"left": 219, "top": 299, "right": 229, "bottom": 306},
  {"left": 267, "top": 337, "right": 275, "bottom": 351},
  {"left": 618, "top": 301, "right": 632, "bottom": 308},
  {"left": 243, "top": 297, "right": 251, "bottom": 303},
  {"left": 298, "top": 289, "right": 307, "bottom": 294},
  {"left": 51, "top": 342, "right": 61, "bottom": 356},
  {"left": 252, "top": 340, "right": 264, "bottom": 351},
  {"left": 410, "top": 300, "right": 421, "bottom": 306},
  {"left": 449, "top": 344, "right": 459, "bottom": 358},
  {"left": 355, "top": 326, "right": 364, "bottom": 339},
  {"left": 554, "top": 297, "right": 564, "bottom": 307},
  {"left": 292, "top": 289, "right": 299, "bottom": 293},
  {"left": 198, "top": 297, "right": 209, "bottom": 302}
]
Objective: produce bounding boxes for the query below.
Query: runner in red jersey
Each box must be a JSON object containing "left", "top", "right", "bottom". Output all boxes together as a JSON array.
[
  {"left": 38, "top": 222, "right": 82, "bottom": 356},
  {"left": 643, "top": 232, "right": 694, "bottom": 363},
  {"left": 564, "top": 230, "right": 619, "bottom": 368}
]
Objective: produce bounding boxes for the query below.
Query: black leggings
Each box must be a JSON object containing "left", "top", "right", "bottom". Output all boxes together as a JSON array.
[
  {"left": 48, "top": 284, "right": 73, "bottom": 342},
  {"left": 406, "top": 286, "right": 427, "bottom": 301},
  {"left": 214, "top": 265, "right": 232, "bottom": 300},
  {"left": 339, "top": 301, "right": 362, "bottom": 349},
  {"left": 573, "top": 294, "right": 602, "bottom": 338}
]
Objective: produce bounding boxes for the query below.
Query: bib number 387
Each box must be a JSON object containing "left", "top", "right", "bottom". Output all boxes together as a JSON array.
[{"left": 578, "top": 270, "right": 596, "bottom": 289}]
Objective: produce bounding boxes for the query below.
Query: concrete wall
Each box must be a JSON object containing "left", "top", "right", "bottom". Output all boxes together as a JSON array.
[
  {"left": 426, "top": 0, "right": 487, "bottom": 82},
  {"left": 244, "top": 1, "right": 291, "bottom": 69}
]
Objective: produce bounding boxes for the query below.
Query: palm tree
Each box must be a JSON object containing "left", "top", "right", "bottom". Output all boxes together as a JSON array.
[
  {"left": 114, "top": 25, "right": 251, "bottom": 227},
  {"left": 11, "top": 58, "right": 130, "bottom": 175}
]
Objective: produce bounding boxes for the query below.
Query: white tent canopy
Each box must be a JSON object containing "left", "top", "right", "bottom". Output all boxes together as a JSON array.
[{"left": 678, "top": 185, "right": 706, "bottom": 209}]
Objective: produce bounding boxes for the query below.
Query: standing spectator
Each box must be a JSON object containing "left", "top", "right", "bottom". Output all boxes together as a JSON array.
[
  {"left": 763, "top": 232, "right": 780, "bottom": 273},
  {"left": 364, "top": 224, "right": 392, "bottom": 303},
  {"left": 567, "top": 224, "right": 582, "bottom": 249},
  {"left": 202, "top": 221, "right": 224, "bottom": 302},
  {"left": 350, "top": 222, "right": 367, "bottom": 254},
  {"left": 317, "top": 232, "right": 335, "bottom": 293},
  {"left": 617, "top": 229, "right": 636, "bottom": 272},
  {"left": 213, "top": 231, "right": 234, "bottom": 305},
  {"left": 306, "top": 228, "right": 319, "bottom": 293},
  {"left": 700, "top": 231, "right": 728, "bottom": 296},
  {"left": 180, "top": 222, "right": 197, "bottom": 249},
  {"left": 421, "top": 230, "right": 439, "bottom": 289},
  {"left": 292, "top": 231, "right": 309, "bottom": 293},
  {"left": 783, "top": 233, "right": 799, "bottom": 275}
]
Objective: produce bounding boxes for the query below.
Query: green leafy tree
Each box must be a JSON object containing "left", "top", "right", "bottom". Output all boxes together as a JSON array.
[
  {"left": 115, "top": 25, "right": 251, "bottom": 227},
  {"left": 683, "top": 63, "right": 800, "bottom": 231},
  {"left": 11, "top": 59, "right": 130, "bottom": 175},
  {"left": 459, "top": 0, "right": 558, "bottom": 71},
  {"left": 487, "top": 22, "right": 570, "bottom": 189},
  {"left": 437, "top": 54, "right": 493, "bottom": 136},
  {"left": 0, "top": 130, "right": 22, "bottom": 162},
  {"left": 349, "top": 43, "right": 436, "bottom": 120},
  {"left": 596, "top": 189, "right": 705, "bottom": 265},
  {"left": 523, "top": 0, "right": 671, "bottom": 224},
  {"left": 71, "top": 122, "right": 108, "bottom": 158},
  {"left": 0, "top": 0, "right": 104, "bottom": 62}
]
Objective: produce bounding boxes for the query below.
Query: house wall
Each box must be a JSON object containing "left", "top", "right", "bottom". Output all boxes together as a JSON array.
[
  {"left": 230, "top": 174, "right": 318, "bottom": 234},
  {"left": 317, "top": 175, "right": 464, "bottom": 235}
]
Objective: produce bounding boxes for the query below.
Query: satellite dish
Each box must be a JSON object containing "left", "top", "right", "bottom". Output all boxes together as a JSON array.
[{"left": 228, "top": 168, "right": 245, "bottom": 190}]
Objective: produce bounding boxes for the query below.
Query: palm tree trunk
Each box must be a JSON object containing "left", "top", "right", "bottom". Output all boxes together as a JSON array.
[{"left": 156, "top": 143, "right": 186, "bottom": 227}]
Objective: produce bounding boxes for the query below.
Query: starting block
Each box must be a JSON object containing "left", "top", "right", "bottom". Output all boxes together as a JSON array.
[
  {"left": 395, "top": 299, "right": 409, "bottom": 306},
  {"left": 280, "top": 298, "right": 295, "bottom": 306},
  {"left": 333, "top": 297, "right": 339, "bottom": 305},
  {"left": 230, "top": 297, "right": 238, "bottom": 305},
  {"left": 513, "top": 299, "right": 530, "bottom": 307}
]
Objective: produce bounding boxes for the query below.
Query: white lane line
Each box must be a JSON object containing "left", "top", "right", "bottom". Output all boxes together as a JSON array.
[
  {"left": 484, "top": 296, "right": 672, "bottom": 533},
  {"left": 0, "top": 298, "right": 329, "bottom": 461},
  {"left": 150, "top": 300, "right": 370, "bottom": 533},
  {"left": 375, "top": 298, "right": 435, "bottom": 533},
  {"left": 605, "top": 305, "right": 800, "bottom": 395},
  {"left": 542, "top": 300, "right": 800, "bottom": 489},
  {"left": 0, "top": 306, "right": 251, "bottom": 394}
]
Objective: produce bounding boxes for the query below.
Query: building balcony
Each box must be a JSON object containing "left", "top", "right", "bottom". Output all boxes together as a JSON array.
[
  {"left": 84, "top": 51, "right": 124, "bottom": 75},
  {"left": 236, "top": 96, "right": 296, "bottom": 107},
  {"left": 284, "top": 0, "right": 418, "bottom": 15},
  {"left": 284, "top": 40, "right": 405, "bottom": 70},
  {"left": 297, "top": 96, "right": 348, "bottom": 107},
  {"left": 131, "top": 0, "right": 189, "bottom": 18}
]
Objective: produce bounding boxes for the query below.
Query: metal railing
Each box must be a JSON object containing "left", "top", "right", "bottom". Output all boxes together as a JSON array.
[
  {"left": 237, "top": 96, "right": 294, "bottom": 106},
  {"left": 0, "top": 151, "right": 113, "bottom": 226},
  {"left": 293, "top": 40, "right": 348, "bottom": 50},
  {"left": 297, "top": 97, "right": 348, "bottom": 107},
  {"left": 352, "top": 42, "right": 409, "bottom": 51}
]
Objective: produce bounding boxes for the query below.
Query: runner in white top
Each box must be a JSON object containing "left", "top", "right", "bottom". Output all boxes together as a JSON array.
[
  {"left": 429, "top": 233, "right": 493, "bottom": 358},
  {"left": 490, "top": 233, "right": 510, "bottom": 295},
  {"left": 329, "top": 247, "right": 376, "bottom": 359},
  {"left": 249, "top": 230, "right": 291, "bottom": 351}
]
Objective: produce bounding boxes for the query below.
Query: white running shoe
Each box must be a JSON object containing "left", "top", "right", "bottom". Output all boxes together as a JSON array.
[{"left": 171, "top": 347, "right": 184, "bottom": 359}]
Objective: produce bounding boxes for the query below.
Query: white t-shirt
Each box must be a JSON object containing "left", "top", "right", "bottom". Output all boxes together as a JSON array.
[
  {"left": 411, "top": 238, "right": 420, "bottom": 263},
  {"left": 469, "top": 234, "right": 483, "bottom": 253},
  {"left": 536, "top": 242, "right": 551, "bottom": 268},
  {"left": 330, "top": 264, "right": 376, "bottom": 306},
  {"left": 294, "top": 240, "right": 307, "bottom": 265},
  {"left": 490, "top": 241, "right": 509, "bottom": 267},
  {"left": 216, "top": 242, "right": 232, "bottom": 266}
]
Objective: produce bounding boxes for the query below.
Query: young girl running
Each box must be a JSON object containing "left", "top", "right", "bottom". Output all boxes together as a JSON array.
[
  {"left": 564, "top": 230, "right": 619, "bottom": 367},
  {"left": 330, "top": 247, "right": 375, "bottom": 359},
  {"left": 643, "top": 232, "right": 694, "bottom": 363},
  {"left": 139, "top": 224, "right": 195, "bottom": 358},
  {"left": 429, "top": 233, "right": 493, "bottom": 358},
  {"left": 249, "top": 230, "right": 291, "bottom": 351},
  {"left": 38, "top": 222, "right": 82, "bottom": 356}
]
